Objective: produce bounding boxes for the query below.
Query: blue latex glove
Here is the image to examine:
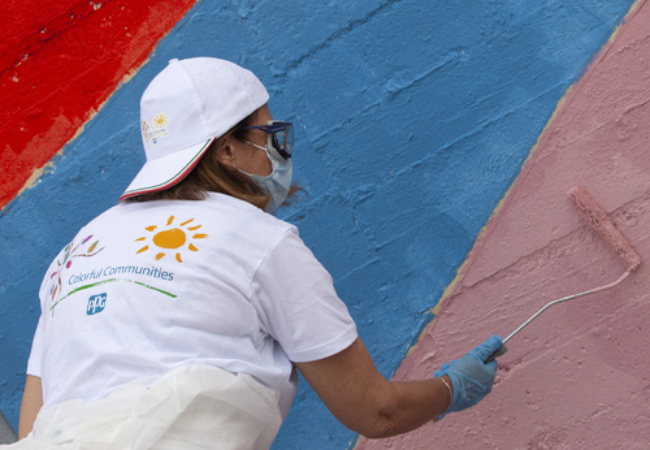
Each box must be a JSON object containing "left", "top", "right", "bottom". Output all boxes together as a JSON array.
[{"left": 434, "top": 335, "right": 502, "bottom": 418}]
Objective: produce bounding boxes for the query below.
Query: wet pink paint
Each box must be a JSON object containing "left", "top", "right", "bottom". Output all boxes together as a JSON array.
[{"left": 358, "top": 1, "right": 650, "bottom": 448}]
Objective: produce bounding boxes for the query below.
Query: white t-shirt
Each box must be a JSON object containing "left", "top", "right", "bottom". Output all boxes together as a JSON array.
[{"left": 27, "top": 193, "right": 357, "bottom": 418}]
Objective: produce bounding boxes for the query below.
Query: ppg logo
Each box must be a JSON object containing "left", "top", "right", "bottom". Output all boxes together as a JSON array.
[{"left": 87, "top": 293, "right": 107, "bottom": 316}]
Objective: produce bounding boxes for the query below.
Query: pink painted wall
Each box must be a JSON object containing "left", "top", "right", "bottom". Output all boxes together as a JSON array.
[{"left": 358, "top": 1, "right": 650, "bottom": 448}]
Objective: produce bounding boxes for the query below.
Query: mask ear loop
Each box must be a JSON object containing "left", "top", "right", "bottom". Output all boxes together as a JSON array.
[
  {"left": 243, "top": 140, "right": 267, "bottom": 152},
  {"left": 243, "top": 138, "right": 288, "bottom": 163}
]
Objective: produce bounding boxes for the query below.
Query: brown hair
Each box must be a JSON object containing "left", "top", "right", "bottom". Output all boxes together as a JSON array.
[{"left": 124, "top": 115, "right": 302, "bottom": 210}]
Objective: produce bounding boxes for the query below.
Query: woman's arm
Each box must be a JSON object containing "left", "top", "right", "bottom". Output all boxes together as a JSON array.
[
  {"left": 295, "top": 337, "right": 452, "bottom": 439},
  {"left": 18, "top": 375, "right": 43, "bottom": 440}
]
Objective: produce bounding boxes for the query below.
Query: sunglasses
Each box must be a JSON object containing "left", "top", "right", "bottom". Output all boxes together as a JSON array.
[{"left": 239, "top": 120, "right": 294, "bottom": 162}]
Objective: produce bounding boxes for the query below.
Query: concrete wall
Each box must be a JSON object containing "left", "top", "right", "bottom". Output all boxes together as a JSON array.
[
  {"left": 357, "top": 1, "right": 650, "bottom": 448},
  {"left": 1, "top": 0, "right": 643, "bottom": 449},
  {"left": 0, "top": 0, "right": 197, "bottom": 208}
]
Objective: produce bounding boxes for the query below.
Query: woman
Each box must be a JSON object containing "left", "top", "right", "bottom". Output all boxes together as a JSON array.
[{"left": 15, "top": 57, "right": 501, "bottom": 449}]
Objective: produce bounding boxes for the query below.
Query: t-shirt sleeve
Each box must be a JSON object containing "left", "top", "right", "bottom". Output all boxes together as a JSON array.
[
  {"left": 251, "top": 229, "right": 357, "bottom": 363},
  {"left": 26, "top": 316, "right": 44, "bottom": 377}
]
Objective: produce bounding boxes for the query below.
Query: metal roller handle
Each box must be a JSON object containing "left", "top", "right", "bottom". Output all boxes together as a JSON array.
[{"left": 484, "top": 271, "right": 630, "bottom": 363}]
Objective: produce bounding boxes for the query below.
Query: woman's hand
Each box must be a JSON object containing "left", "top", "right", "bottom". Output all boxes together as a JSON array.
[{"left": 434, "top": 335, "right": 501, "bottom": 418}]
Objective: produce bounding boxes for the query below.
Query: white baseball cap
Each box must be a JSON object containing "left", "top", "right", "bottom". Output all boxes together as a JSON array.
[{"left": 120, "top": 57, "right": 269, "bottom": 201}]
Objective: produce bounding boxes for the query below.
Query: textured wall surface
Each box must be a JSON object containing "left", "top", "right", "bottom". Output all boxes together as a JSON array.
[
  {"left": 358, "top": 1, "right": 650, "bottom": 448},
  {"left": 0, "top": 0, "right": 197, "bottom": 208},
  {"left": 0, "top": 0, "right": 640, "bottom": 449}
]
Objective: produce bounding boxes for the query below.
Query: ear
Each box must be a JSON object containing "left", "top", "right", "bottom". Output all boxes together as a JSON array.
[{"left": 214, "top": 135, "right": 237, "bottom": 168}]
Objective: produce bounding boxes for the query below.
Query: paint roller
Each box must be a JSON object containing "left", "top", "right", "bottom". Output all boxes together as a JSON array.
[{"left": 486, "top": 187, "right": 642, "bottom": 362}]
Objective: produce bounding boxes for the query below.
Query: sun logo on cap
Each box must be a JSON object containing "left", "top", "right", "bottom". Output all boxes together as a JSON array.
[
  {"left": 135, "top": 216, "right": 207, "bottom": 263},
  {"left": 153, "top": 113, "right": 168, "bottom": 129}
]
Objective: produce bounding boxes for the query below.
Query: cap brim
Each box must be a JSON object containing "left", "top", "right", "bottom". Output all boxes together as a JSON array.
[{"left": 120, "top": 138, "right": 214, "bottom": 201}]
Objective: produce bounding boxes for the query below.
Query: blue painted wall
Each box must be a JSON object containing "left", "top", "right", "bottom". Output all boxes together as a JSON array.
[{"left": 0, "top": 0, "right": 634, "bottom": 448}]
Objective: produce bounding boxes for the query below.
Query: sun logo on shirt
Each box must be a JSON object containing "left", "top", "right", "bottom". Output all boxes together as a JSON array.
[
  {"left": 135, "top": 216, "right": 207, "bottom": 263},
  {"left": 153, "top": 113, "right": 168, "bottom": 129}
]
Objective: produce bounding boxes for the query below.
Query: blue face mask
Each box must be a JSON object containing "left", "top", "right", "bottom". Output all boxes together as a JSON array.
[{"left": 243, "top": 141, "right": 293, "bottom": 213}]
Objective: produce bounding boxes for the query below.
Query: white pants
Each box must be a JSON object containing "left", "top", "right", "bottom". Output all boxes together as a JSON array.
[{"left": 5, "top": 365, "right": 282, "bottom": 450}]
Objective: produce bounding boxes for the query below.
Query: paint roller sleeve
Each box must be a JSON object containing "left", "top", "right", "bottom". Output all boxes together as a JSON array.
[{"left": 568, "top": 187, "right": 641, "bottom": 272}]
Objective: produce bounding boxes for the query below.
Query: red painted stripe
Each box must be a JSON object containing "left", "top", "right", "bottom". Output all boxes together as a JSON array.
[{"left": 0, "top": 0, "right": 197, "bottom": 209}]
